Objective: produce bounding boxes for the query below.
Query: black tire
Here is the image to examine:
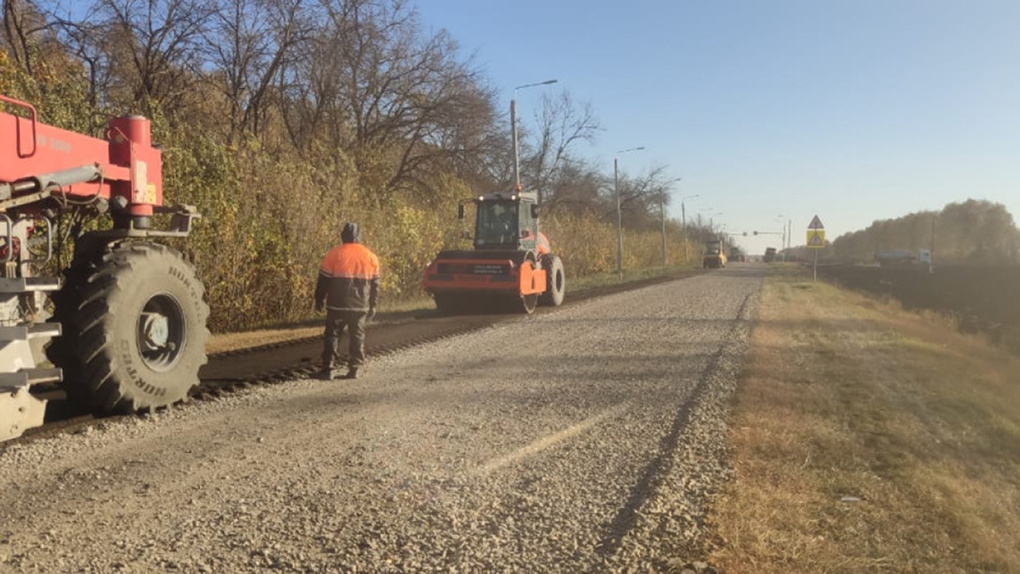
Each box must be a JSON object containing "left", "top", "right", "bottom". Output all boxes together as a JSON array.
[
  {"left": 48, "top": 242, "right": 209, "bottom": 413},
  {"left": 539, "top": 254, "right": 565, "bottom": 307}
]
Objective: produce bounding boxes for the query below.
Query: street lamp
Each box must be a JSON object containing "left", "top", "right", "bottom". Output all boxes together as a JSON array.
[
  {"left": 511, "top": 79, "right": 558, "bottom": 192},
  {"left": 680, "top": 194, "right": 700, "bottom": 233},
  {"left": 677, "top": 194, "right": 699, "bottom": 265},
  {"left": 708, "top": 212, "right": 723, "bottom": 232},
  {"left": 660, "top": 178, "right": 682, "bottom": 268},
  {"left": 614, "top": 146, "right": 645, "bottom": 275}
]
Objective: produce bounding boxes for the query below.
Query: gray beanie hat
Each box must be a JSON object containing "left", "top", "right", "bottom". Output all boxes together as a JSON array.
[{"left": 341, "top": 222, "right": 361, "bottom": 244}]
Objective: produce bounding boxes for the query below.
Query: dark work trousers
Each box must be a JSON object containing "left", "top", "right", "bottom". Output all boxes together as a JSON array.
[{"left": 322, "top": 309, "right": 368, "bottom": 368}]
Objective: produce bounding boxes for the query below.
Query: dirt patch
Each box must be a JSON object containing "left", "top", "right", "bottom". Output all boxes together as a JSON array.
[{"left": 710, "top": 268, "right": 1020, "bottom": 572}]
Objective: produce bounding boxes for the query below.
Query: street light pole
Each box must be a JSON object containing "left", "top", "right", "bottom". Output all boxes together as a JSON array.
[
  {"left": 511, "top": 79, "right": 558, "bottom": 193},
  {"left": 614, "top": 146, "right": 645, "bottom": 275},
  {"left": 774, "top": 214, "right": 786, "bottom": 261},
  {"left": 679, "top": 194, "right": 699, "bottom": 265},
  {"left": 659, "top": 178, "right": 682, "bottom": 268},
  {"left": 661, "top": 196, "right": 667, "bottom": 267}
]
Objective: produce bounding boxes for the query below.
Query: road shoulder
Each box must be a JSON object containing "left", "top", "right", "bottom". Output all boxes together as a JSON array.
[{"left": 709, "top": 268, "right": 1020, "bottom": 572}]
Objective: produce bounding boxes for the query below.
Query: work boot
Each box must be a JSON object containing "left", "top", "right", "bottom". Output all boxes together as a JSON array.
[
  {"left": 344, "top": 367, "right": 359, "bottom": 380},
  {"left": 316, "top": 365, "right": 337, "bottom": 380}
]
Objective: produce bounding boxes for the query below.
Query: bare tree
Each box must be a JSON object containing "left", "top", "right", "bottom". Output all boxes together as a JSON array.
[
  {"left": 278, "top": 0, "right": 494, "bottom": 198},
  {"left": 3, "top": 0, "right": 44, "bottom": 75},
  {"left": 520, "top": 92, "right": 600, "bottom": 206},
  {"left": 598, "top": 165, "right": 673, "bottom": 229},
  {"left": 5, "top": 0, "right": 77, "bottom": 81},
  {"left": 42, "top": 7, "right": 112, "bottom": 109},
  {"left": 49, "top": 0, "right": 217, "bottom": 116},
  {"left": 206, "top": 0, "right": 308, "bottom": 142}
]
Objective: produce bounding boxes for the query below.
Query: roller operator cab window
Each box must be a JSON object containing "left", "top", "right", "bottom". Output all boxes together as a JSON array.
[{"left": 476, "top": 201, "right": 519, "bottom": 247}]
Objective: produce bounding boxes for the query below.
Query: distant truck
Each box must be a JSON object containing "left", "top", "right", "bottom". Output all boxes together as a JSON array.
[
  {"left": 728, "top": 246, "right": 746, "bottom": 262},
  {"left": 875, "top": 249, "right": 931, "bottom": 268},
  {"left": 763, "top": 247, "right": 777, "bottom": 262},
  {"left": 703, "top": 238, "right": 727, "bottom": 268}
]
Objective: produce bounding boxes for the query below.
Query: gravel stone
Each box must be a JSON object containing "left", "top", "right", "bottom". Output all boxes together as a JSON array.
[{"left": 0, "top": 268, "right": 761, "bottom": 572}]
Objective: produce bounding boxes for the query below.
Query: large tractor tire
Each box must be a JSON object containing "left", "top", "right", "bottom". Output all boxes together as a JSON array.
[
  {"left": 47, "top": 242, "right": 209, "bottom": 413},
  {"left": 539, "top": 254, "right": 565, "bottom": 307}
]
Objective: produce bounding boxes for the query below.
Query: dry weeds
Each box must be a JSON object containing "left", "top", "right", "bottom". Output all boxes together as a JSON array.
[{"left": 710, "top": 269, "right": 1020, "bottom": 573}]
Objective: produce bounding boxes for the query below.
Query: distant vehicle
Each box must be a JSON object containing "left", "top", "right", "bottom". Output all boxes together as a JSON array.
[
  {"left": 703, "top": 238, "right": 727, "bottom": 268},
  {"left": 875, "top": 249, "right": 932, "bottom": 268},
  {"left": 728, "top": 246, "right": 746, "bottom": 262},
  {"left": 764, "top": 247, "right": 777, "bottom": 262}
]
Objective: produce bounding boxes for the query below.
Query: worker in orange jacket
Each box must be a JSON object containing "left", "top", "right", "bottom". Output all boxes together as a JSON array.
[{"left": 314, "top": 222, "right": 380, "bottom": 379}]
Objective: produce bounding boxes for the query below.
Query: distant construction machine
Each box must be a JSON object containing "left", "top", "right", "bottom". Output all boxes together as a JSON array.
[
  {"left": 728, "top": 245, "right": 746, "bottom": 263},
  {"left": 423, "top": 89, "right": 566, "bottom": 315},
  {"left": 1, "top": 94, "right": 208, "bottom": 441},
  {"left": 703, "top": 237, "right": 727, "bottom": 268},
  {"left": 422, "top": 190, "right": 565, "bottom": 314}
]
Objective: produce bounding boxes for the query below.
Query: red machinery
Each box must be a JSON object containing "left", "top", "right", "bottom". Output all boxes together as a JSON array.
[
  {"left": 424, "top": 91, "right": 566, "bottom": 315},
  {"left": 0, "top": 95, "right": 208, "bottom": 441},
  {"left": 423, "top": 190, "right": 565, "bottom": 314}
]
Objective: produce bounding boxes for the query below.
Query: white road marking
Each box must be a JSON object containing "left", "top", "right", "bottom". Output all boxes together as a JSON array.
[{"left": 472, "top": 403, "right": 630, "bottom": 477}]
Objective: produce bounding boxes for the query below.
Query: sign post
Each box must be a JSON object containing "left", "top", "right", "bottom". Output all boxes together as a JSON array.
[{"left": 806, "top": 215, "right": 825, "bottom": 282}]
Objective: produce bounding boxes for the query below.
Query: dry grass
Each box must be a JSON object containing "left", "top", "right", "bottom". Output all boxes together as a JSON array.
[{"left": 710, "top": 268, "right": 1020, "bottom": 573}]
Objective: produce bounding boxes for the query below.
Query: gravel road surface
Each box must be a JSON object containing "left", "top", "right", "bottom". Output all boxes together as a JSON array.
[{"left": 0, "top": 266, "right": 763, "bottom": 573}]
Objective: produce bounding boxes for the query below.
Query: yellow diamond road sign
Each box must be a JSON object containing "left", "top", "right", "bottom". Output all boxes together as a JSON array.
[{"left": 807, "top": 229, "right": 825, "bottom": 248}]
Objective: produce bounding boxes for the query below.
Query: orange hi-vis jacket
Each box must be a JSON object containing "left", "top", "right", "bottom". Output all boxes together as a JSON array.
[{"left": 315, "top": 243, "right": 380, "bottom": 312}]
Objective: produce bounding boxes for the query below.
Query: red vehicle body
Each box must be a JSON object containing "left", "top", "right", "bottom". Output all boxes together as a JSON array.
[
  {"left": 0, "top": 95, "right": 163, "bottom": 219},
  {"left": 0, "top": 95, "right": 207, "bottom": 441}
]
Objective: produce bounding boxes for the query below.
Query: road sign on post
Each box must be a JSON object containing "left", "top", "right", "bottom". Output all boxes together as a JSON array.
[{"left": 806, "top": 215, "right": 824, "bottom": 282}]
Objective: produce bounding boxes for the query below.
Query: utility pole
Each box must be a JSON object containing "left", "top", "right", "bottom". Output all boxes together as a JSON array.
[
  {"left": 511, "top": 79, "right": 558, "bottom": 196},
  {"left": 660, "top": 196, "right": 667, "bottom": 267},
  {"left": 679, "top": 193, "right": 698, "bottom": 266},
  {"left": 614, "top": 146, "right": 645, "bottom": 275},
  {"left": 681, "top": 202, "right": 686, "bottom": 264},
  {"left": 657, "top": 178, "right": 682, "bottom": 268},
  {"left": 614, "top": 157, "right": 621, "bottom": 275}
]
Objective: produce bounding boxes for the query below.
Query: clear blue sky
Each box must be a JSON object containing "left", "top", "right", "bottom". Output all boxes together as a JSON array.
[{"left": 414, "top": 0, "right": 1020, "bottom": 255}]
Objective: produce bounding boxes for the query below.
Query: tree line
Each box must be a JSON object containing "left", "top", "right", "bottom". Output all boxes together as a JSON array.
[
  {"left": 2, "top": 0, "right": 704, "bottom": 331},
  {"left": 829, "top": 199, "right": 1020, "bottom": 265}
]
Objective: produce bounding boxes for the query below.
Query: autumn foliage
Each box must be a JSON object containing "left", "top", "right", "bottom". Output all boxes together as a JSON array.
[{"left": 2, "top": 0, "right": 699, "bottom": 331}]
